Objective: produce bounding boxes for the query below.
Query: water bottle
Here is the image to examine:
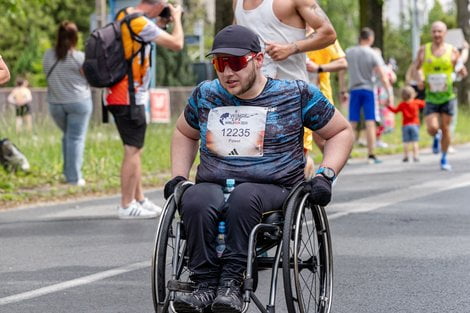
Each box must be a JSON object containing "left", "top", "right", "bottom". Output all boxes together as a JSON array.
[
  {"left": 223, "top": 178, "right": 235, "bottom": 202},
  {"left": 216, "top": 179, "right": 234, "bottom": 258},
  {"left": 216, "top": 221, "right": 226, "bottom": 258}
]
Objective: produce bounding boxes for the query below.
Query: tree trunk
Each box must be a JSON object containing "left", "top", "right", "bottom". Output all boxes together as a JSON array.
[
  {"left": 456, "top": 0, "right": 470, "bottom": 108},
  {"left": 359, "top": 0, "right": 384, "bottom": 52},
  {"left": 215, "top": 0, "right": 233, "bottom": 34}
]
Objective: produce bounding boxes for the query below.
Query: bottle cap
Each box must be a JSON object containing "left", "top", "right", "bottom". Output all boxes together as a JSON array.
[
  {"left": 226, "top": 178, "right": 235, "bottom": 186},
  {"left": 218, "top": 221, "right": 226, "bottom": 232}
]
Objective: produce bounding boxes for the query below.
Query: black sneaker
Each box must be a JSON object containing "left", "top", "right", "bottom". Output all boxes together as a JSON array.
[
  {"left": 173, "top": 282, "right": 216, "bottom": 313},
  {"left": 368, "top": 154, "right": 382, "bottom": 164},
  {"left": 211, "top": 279, "right": 244, "bottom": 313}
]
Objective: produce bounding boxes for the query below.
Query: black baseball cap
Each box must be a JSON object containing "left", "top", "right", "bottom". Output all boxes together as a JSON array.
[{"left": 206, "top": 25, "right": 261, "bottom": 57}]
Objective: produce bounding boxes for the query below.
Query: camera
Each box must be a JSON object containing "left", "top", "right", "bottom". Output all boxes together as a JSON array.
[{"left": 159, "top": 6, "right": 171, "bottom": 19}]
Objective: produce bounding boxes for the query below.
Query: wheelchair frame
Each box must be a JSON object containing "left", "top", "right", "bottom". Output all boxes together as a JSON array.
[{"left": 151, "top": 182, "right": 333, "bottom": 313}]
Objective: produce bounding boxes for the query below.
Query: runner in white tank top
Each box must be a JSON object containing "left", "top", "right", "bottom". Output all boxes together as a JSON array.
[{"left": 233, "top": 0, "right": 336, "bottom": 81}]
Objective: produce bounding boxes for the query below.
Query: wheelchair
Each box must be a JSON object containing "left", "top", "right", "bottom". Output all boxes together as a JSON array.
[{"left": 151, "top": 181, "right": 333, "bottom": 313}]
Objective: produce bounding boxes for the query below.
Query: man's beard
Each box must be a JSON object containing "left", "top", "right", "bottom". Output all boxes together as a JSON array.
[{"left": 234, "top": 63, "right": 257, "bottom": 96}]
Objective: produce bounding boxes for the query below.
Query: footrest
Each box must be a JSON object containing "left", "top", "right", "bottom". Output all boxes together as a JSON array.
[{"left": 167, "top": 280, "right": 195, "bottom": 293}]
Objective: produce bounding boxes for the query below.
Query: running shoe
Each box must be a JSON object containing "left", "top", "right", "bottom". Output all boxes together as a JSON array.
[
  {"left": 432, "top": 131, "right": 441, "bottom": 154},
  {"left": 138, "top": 198, "right": 162, "bottom": 216},
  {"left": 118, "top": 201, "right": 158, "bottom": 219},
  {"left": 212, "top": 279, "right": 243, "bottom": 313},
  {"left": 174, "top": 282, "right": 216, "bottom": 313},
  {"left": 440, "top": 159, "right": 452, "bottom": 171},
  {"left": 368, "top": 155, "right": 382, "bottom": 164}
]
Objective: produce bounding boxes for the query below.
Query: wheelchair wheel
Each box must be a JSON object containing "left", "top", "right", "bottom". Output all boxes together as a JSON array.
[
  {"left": 151, "top": 196, "right": 190, "bottom": 313},
  {"left": 282, "top": 188, "right": 333, "bottom": 313}
]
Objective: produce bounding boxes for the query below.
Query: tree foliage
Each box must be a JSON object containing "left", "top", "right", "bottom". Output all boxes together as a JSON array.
[
  {"left": 317, "top": 0, "right": 359, "bottom": 50},
  {"left": 0, "top": 0, "right": 94, "bottom": 86},
  {"left": 359, "top": 0, "right": 384, "bottom": 51}
]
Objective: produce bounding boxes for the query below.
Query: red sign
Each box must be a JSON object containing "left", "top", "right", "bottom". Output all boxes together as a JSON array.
[{"left": 149, "top": 88, "right": 171, "bottom": 123}]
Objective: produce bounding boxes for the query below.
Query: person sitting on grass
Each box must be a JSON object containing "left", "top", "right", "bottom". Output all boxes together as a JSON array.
[{"left": 387, "top": 86, "right": 425, "bottom": 162}]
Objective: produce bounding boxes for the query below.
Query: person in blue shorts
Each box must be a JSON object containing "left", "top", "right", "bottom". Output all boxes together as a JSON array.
[
  {"left": 163, "top": 25, "right": 353, "bottom": 313},
  {"left": 345, "top": 27, "right": 394, "bottom": 164}
]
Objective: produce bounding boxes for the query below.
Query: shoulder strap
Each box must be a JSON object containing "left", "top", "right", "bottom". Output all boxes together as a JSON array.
[
  {"left": 46, "top": 58, "right": 60, "bottom": 79},
  {"left": 115, "top": 7, "right": 150, "bottom": 108}
]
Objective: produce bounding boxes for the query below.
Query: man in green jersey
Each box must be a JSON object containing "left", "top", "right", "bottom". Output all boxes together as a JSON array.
[{"left": 415, "top": 21, "right": 465, "bottom": 171}]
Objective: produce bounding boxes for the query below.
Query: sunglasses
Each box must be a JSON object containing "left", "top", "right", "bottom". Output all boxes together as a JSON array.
[{"left": 212, "top": 54, "right": 255, "bottom": 72}]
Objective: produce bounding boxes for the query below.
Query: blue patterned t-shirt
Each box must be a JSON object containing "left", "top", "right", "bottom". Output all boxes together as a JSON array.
[{"left": 184, "top": 78, "right": 334, "bottom": 187}]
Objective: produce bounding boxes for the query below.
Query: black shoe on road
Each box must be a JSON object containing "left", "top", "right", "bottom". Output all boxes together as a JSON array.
[
  {"left": 173, "top": 282, "right": 216, "bottom": 313},
  {"left": 211, "top": 279, "right": 244, "bottom": 313}
]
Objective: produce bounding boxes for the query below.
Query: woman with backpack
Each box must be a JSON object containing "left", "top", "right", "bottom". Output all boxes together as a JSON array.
[{"left": 43, "top": 21, "right": 92, "bottom": 186}]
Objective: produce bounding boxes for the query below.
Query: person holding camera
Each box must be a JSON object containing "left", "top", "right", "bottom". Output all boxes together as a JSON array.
[{"left": 106, "top": 0, "right": 184, "bottom": 219}]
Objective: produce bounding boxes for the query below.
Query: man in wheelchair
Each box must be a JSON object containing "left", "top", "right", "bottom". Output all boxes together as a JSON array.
[{"left": 163, "top": 25, "right": 353, "bottom": 313}]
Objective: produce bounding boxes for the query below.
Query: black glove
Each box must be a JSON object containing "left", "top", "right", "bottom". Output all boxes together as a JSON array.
[
  {"left": 303, "top": 175, "right": 332, "bottom": 207},
  {"left": 164, "top": 176, "right": 187, "bottom": 199}
]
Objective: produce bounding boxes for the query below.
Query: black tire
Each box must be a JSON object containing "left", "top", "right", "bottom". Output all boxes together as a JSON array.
[
  {"left": 282, "top": 189, "right": 333, "bottom": 313},
  {"left": 151, "top": 196, "right": 189, "bottom": 313}
]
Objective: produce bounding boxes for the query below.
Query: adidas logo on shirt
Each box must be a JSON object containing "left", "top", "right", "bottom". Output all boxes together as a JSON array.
[{"left": 228, "top": 149, "right": 239, "bottom": 156}]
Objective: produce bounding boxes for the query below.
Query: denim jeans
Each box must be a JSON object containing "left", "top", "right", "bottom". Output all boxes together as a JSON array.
[{"left": 49, "top": 98, "right": 92, "bottom": 183}]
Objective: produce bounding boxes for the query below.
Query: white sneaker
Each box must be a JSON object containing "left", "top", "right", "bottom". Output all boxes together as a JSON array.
[
  {"left": 69, "top": 179, "right": 86, "bottom": 186},
  {"left": 376, "top": 140, "right": 389, "bottom": 148},
  {"left": 118, "top": 201, "right": 158, "bottom": 219},
  {"left": 448, "top": 146, "right": 457, "bottom": 154},
  {"left": 138, "top": 198, "right": 163, "bottom": 216}
]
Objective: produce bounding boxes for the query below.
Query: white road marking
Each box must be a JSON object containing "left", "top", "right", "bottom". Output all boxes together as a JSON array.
[
  {"left": 328, "top": 173, "right": 470, "bottom": 220},
  {"left": 0, "top": 261, "right": 149, "bottom": 306}
]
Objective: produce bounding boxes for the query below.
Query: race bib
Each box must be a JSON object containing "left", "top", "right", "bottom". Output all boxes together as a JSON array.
[
  {"left": 428, "top": 74, "right": 447, "bottom": 92},
  {"left": 206, "top": 106, "right": 268, "bottom": 157}
]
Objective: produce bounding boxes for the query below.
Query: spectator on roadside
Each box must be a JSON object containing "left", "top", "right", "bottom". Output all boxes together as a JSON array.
[
  {"left": 415, "top": 21, "right": 466, "bottom": 171},
  {"left": 345, "top": 27, "right": 394, "bottom": 164},
  {"left": 387, "top": 86, "right": 425, "bottom": 163},
  {"left": 0, "top": 54, "right": 10, "bottom": 84},
  {"left": 233, "top": 0, "right": 336, "bottom": 178},
  {"left": 8, "top": 77, "right": 33, "bottom": 133},
  {"left": 405, "top": 61, "right": 426, "bottom": 124},
  {"left": 105, "top": 0, "right": 184, "bottom": 219},
  {"left": 372, "top": 48, "right": 396, "bottom": 149},
  {"left": 43, "top": 21, "right": 92, "bottom": 186}
]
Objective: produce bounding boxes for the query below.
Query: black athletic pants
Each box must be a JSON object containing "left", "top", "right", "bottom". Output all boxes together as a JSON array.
[{"left": 179, "top": 182, "right": 289, "bottom": 285}]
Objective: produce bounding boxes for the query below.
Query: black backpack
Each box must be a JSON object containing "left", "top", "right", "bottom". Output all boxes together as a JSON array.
[
  {"left": 83, "top": 9, "right": 152, "bottom": 122},
  {"left": 83, "top": 9, "right": 149, "bottom": 90}
]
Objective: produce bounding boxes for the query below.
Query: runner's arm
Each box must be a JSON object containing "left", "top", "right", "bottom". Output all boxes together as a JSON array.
[
  {"left": 265, "top": 0, "right": 336, "bottom": 61},
  {"left": 294, "top": 0, "right": 336, "bottom": 53},
  {"left": 319, "top": 57, "right": 347, "bottom": 73}
]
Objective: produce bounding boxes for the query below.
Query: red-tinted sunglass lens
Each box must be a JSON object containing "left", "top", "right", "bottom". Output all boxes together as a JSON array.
[{"left": 212, "top": 55, "right": 250, "bottom": 72}]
